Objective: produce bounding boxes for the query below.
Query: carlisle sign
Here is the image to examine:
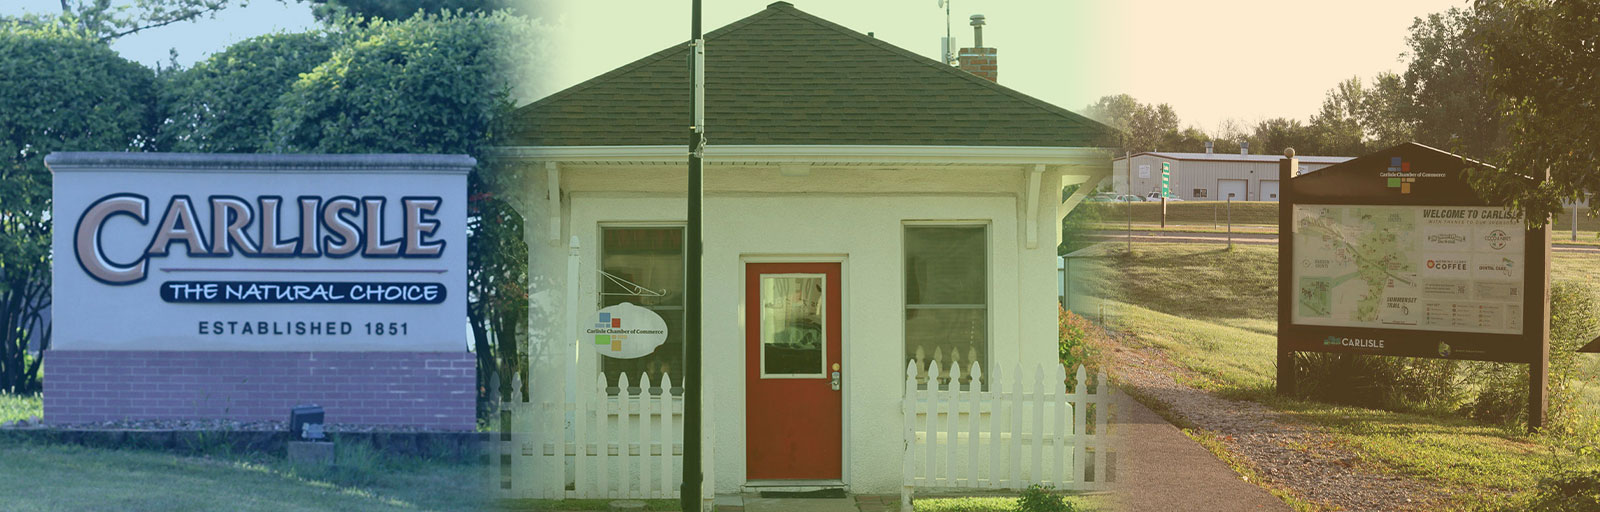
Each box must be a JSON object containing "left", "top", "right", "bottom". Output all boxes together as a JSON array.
[
  {"left": 44, "top": 153, "right": 476, "bottom": 430},
  {"left": 50, "top": 153, "right": 467, "bottom": 351},
  {"left": 74, "top": 193, "right": 446, "bottom": 285}
]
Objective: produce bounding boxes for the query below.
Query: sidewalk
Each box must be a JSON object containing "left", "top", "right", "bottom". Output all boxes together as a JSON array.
[
  {"left": 1108, "top": 389, "right": 1289, "bottom": 511},
  {"left": 712, "top": 390, "right": 1289, "bottom": 512}
]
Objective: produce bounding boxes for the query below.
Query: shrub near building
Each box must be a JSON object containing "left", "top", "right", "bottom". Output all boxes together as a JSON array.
[
  {"left": 1294, "top": 281, "right": 1600, "bottom": 438},
  {"left": 0, "top": 22, "right": 156, "bottom": 394}
]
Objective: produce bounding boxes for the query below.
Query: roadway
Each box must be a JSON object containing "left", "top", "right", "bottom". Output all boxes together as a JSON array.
[{"left": 1084, "top": 230, "right": 1600, "bottom": 254}]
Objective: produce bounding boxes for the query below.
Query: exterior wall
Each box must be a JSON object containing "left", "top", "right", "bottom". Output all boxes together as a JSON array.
[
  {"left": 45, "top": 351, "right": 476, "bottom": 430},
  {"left": 550, "top": 163, "right": 1069, "bottom": 494}
]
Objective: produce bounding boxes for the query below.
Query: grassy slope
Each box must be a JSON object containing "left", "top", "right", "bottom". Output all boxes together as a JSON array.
[
  {"left": 0, "top": 440, "right": 486, "bottom": 511},
  {"left": 1078, "top": 243, "right": 1600, "bottom": 510}
]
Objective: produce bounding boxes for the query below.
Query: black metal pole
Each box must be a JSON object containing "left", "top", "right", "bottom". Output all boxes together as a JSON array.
[{"left": 681, "top": 0, "right": 704, "bottom": 510}]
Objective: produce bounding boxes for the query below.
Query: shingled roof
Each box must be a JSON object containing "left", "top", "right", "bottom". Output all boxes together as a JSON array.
[{"left": 507, "top": 2, "right": 1113, "bottom": 148}]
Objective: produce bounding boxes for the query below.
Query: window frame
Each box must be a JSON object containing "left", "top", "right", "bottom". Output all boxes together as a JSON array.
[
  {"left": 900, "top": 220, "right": 992, "bottom": 391},
  {"left": 596, "top": 222, "right": 687, "bottom": 396}
]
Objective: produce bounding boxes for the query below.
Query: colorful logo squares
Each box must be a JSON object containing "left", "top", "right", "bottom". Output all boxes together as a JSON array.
[
  {"left": 1386, "top": 157, "right": 1416, "bottom": 194},
  {"left": 595, "top": 312, "right": 624, "bottom": 351}
]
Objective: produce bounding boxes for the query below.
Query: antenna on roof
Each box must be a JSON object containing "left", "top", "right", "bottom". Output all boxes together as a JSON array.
[{"left": 938, "top": 0, "right": 955, "bottom": 65}]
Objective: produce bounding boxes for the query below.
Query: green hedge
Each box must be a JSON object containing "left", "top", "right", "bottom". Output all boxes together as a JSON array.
[{"left": 1293, "top": 280, "right": 1600, "bottom": 433}]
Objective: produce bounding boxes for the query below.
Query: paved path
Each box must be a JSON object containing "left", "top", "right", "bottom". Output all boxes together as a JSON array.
[
  {"left": 1107, "top": 389, "right": 1290, "bottom": 512},
  {"left": 709, "top": 392, "right": 1289, "bottom": 512}
]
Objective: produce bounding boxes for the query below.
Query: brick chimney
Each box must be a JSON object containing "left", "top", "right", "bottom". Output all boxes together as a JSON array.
[{"left": 957, "top": 14, "right": 997, "bottom": 82}]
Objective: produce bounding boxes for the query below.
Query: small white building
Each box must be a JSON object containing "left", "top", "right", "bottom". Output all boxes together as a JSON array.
[
  {"left": 1111, "top": 149, "right": 1351, "bottom": 201},
  {"left": 494, "top": 2, "right": 1112, "bottom": 498}
]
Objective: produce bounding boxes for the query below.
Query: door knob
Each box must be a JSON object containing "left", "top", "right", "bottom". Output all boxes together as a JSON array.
[{"left": 830, "top": 371, "right": 841, "bottom": 391}]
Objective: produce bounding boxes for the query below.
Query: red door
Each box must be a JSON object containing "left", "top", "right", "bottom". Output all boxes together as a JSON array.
[{"left": 745, "top": 262, "right": 843, "bottom": 480}]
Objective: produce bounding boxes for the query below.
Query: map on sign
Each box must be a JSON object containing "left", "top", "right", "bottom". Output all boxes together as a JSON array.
[{"left": 1292, "top": 205, "right": 1525, "bottom": 335}]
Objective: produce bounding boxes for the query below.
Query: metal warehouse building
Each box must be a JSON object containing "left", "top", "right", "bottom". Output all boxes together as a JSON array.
[{"left": 1111, "top": 148, "right": 1351, "bottom": 201}]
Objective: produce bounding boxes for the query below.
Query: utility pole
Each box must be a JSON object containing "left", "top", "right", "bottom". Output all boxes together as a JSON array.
[{"left": 681, "top": 0, "right": 705, "bottom": 510}]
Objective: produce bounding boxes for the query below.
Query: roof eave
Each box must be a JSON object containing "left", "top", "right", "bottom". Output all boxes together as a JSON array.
[{"left": 488, "top": 145, "right": 1114, "bottom": 168}]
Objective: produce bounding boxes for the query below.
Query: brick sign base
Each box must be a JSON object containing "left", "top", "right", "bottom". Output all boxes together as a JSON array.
[{"left": 44, "top": 351, "right": 475, "bottom": 431}]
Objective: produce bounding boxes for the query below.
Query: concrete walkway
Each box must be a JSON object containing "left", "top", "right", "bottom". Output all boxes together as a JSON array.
[
  {"left": 1108, "top": 390, "right": 1289, "bottom": 511},
  {"left": 709, "top": 388, "right": 1289, "bottom": 512}
]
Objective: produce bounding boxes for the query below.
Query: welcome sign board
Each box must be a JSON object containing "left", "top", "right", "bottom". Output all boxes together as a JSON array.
[
  {"left": 1275, "top": 143, "right": 1551, "bottom": 429},
  {"left": 49, "top": 153, "right": 471, "bottom": 352},
  {"left": 1291, "top": 205, "right": 1526, "bottom": 336}
]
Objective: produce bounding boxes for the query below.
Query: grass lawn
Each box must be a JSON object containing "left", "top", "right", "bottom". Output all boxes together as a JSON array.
[
  {"left": 914, "top": 494, "right": 1108, "bottom": 511},
  {"left": 0, "top": 438, "right": 487, "bottom": 511},
  {"left": 1081, "top": 201, "right": 1279, "bottom": 226},
  {"left": 1077, "top": 243, "right": 1600, "bottom": 510},
  {"left": 497, "top": 498, "right": 683, "bottom": 511},
  {"left": 1, "top": 392, "right": 41, "bottom": 423}
]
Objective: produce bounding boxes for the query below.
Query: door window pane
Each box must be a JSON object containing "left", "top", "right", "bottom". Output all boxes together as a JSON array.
[{"left": 760, "top": 275, "right": 826, "bottom": 377}]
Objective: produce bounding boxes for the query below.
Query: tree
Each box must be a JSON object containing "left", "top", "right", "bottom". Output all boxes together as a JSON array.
[
  {"left": 158, "top": 31, "right": 336, "bottom": 152},
  {"left": 269, "top": 11, "right": 541, "bottom": 415},
  {"left": 0, "top": 23, "right": 158, "bottom": 394},
  {"left": 1402, "top": 8, "right": 1503, "bottom": 157},
  {"left": 1308, "top": 77, "right": 1369, "bottom": 156},
  {"left": 303, "top": 0, "right": 521, "bottom": 23},
  {"left": 1083, "top": 94, "right": 1181, "bottom": 154},
  {"left": 1247, "top": 118, "right": 1318, "bottom": 157},
  {"left": 8, "top": 0, "right": 249, "bottom": 41},
  {"left": 1468, "top": 0, "right": 1600, "bottom": 224},
  {"left": 1357, "top": 72, "right": 1415, "bottom": 149}
]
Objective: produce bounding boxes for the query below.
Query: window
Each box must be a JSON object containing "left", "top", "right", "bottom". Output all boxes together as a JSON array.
[
  {"left": 904, "top": 225, "right": 988, "bottom": 390},
  {"left": 600, "top": 226, "right": 684, "bottom": 394},
  {"left": 1194, "top": 188, "right": 1208, "bottom": 198}
]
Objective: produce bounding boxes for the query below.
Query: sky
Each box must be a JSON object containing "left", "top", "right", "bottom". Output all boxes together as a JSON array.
[
  {"left": 6, "top": 0, "right": 316, "bottom": 68},
  {"left": 518, "top": 0, "right": 1468, "bottom": 131},
  {"left": 6, "top": 0, "right": 1468, "bottom": 132}
]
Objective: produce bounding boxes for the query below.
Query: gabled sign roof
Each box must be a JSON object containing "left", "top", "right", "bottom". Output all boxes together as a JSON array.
[
  {"left": 1288, "top": 142, "right": 1513, "bottom": 206},
  {"left": 507, "top": 2, "right": 1113, "bottom": 148}
]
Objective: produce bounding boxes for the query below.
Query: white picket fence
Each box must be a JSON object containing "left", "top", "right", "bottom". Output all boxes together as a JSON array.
[
  {"left": 490, "top": 361, "right": 1116, "bottom": 509},
  {"left": 489, "top": 372, "right": 690, "bottom": 501},
  {"left": 901, "top": 361, "right": 1117, "bottom": 511}
]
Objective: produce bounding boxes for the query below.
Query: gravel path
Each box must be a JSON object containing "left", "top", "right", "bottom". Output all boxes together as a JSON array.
[{"left": 1102, "top": 331, "right": 1451, "bottom": 512}]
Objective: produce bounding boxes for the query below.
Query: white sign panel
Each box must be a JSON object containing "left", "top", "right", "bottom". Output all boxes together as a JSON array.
[
  {"left": 49, "top": 153, "right": 470, "bottom": 351},
  {"left": 1291, "top": 205, "right": 1525, "bottom": 335},
  {"left": 586, "top": 303, "right": 669, "bottom": 359},
  {"left": 1138, "top": 164, "right": 1151, "bottom": 179}
]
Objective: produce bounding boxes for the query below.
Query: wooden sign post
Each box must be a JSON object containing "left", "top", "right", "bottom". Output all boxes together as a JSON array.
[{"left": 1276, "top": 143, "right": 1551, "bottom": 431}]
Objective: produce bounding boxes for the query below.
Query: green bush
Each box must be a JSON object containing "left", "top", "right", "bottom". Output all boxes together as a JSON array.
[
  {"left": 1517, "top": 468, "right": 1600, "bottom": 512},
  {"left": 1017, "top": 484, "right": 1073, "bottom": 512},
  {"left": 1295, "top": 280, "right": 1598, "bottom": 428},
  {"left": 1462, "top": 281, "right": 1599, "bottom": 432},
  {"left": 158, "top": 31, "right": 337, "bottom": 152},
  {"left": 1292, "top": 353, "right": 1465, "bottom": 413},
  {"left": 269, "top": 10, "right": 536, "bottom": 156},
  {"left": 1, "top": 22, "right": 156, "bottom": 394},
  {"left": 1059, "top": 307, "right": 1091, "bottom": 370}
]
